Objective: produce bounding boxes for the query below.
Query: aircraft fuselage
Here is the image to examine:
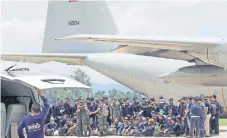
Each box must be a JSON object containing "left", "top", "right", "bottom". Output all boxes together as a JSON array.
[{"left": 79, "top": 53, "right": 227, "bottom": 98}]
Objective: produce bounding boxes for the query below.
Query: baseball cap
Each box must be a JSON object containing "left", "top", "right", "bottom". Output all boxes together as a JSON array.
[
  {"left": 160, "top": 99, "right": 164, "bottom": 103},
  {"left": 195, "top": 96, "right": 201, "bottom": 101}
]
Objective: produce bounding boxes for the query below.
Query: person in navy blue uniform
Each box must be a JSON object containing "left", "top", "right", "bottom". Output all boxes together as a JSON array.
[
  {"left": 122, "top": 98, "right": 133, "bottom": 119},
  {"left": 17, "top": 89, "right": 50, "bottom": 138},
  {"left": 141, "top": 97, "right": 151, "bottom": 118},
  {"left": 157, "top": 112, "right": 168, "bottom": 130},
  {"left": 142, "top": 118, "right": 156, "bottom": 136},
  {"left": 210, "top": 94, "right": 220, "bottom": 135},
  {"left": 87, "top": 97, "right": 98, "bottom": 129},
  {"left": 150, "top": 111, "right": 159, "bottom": 122},
  {"left": 61, "top": 98, "right": 73, "bottom": 118},
  {"left": 52, "top": 99, "right": 63, "bottom": 124},
  {"left": 156, "top": 96, "right": 167, "bottom": 114},
  {"left": 59, "top": 114, "right": 69, "bottom": 129},
  {"left": 132, "top": 98, "right": 141, "bottom": 116},
  {"left": 178, "top": 96, "right": 189, "bottom": 136},
  {"left": 130, "top": 118, "right": 144, "bottom": 136},
  {"left": 178, "top": 97, "right": 187, "bottom": 117},
  {"left": 183, "top": 96, "right": 192, "bottom": 137},
  {"left": 165, "top": 116, "right": 181, "bottom": 137},
  {"left": 165, "top": 98, "right": 178, "bottom": 117}
]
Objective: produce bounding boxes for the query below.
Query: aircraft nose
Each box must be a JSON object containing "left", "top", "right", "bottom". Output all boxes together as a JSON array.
[{"left": 157, "top": 72, "right": 171, "bottom": 84}]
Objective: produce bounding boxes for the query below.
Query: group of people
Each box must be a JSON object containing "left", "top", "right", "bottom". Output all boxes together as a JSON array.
[{"left": 44, "top": 94, "right": 224, "bottom": 137}]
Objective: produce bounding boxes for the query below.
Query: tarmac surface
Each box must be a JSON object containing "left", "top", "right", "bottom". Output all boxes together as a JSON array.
[
  {"left": 48, "top": 132, "right": 227, "bottom": 138},
  {"left": 47, "top": 127, "right": 227, "bottom": 138},
  {"left": 49, "top": 133, "right": 227, "bottom": 138}
]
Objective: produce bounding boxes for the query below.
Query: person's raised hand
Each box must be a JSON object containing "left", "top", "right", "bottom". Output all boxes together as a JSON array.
[{"left": 36, "top": 89, "right": 42, "bottom": 96}]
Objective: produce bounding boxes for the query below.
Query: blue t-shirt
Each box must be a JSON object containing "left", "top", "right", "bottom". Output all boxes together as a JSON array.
[{"left": 17, "top": 96, "right": 50, "bottom": 138}]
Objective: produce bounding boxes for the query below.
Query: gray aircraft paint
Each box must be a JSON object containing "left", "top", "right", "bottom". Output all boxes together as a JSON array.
[
  {"left": 42, "top": 1, "right": 227, "bottom": 100},
  {"left": 43, "top": 1, "right": 117, "bottom": 53}
]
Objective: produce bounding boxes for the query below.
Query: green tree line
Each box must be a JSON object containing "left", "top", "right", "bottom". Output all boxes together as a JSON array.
[{"left": 43, "top": 68, "right": 143, "bottom": 104}]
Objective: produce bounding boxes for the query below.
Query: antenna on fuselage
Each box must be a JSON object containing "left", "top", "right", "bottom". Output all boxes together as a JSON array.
[
  {"left": 4, "top": 63, "right": 17, "bottom": 72},
  {"left": 4, "top": 63, "right": 29, "bottom": 76}
]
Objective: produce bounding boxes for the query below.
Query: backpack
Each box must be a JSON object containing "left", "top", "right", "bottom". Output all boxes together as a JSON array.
[
  {"left": 220, "top": 104, "right": 224, "bottom": 114},
  {"left": 210, "top": 104, "right": 217, "bottom": 115}
]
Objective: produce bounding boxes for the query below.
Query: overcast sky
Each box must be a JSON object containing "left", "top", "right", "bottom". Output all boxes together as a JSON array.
[{"left": 1, "top": 0, "right": 227, "bottom": 84}]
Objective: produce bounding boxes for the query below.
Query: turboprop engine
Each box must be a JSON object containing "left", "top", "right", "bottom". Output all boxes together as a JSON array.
[{"left": 158, "top": 65, "right": 227, "bottom": 86}]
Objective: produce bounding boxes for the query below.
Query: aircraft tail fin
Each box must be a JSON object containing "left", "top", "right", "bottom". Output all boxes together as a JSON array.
[{"left": 42, "top": 0, "right": 118, "bottom": 53}]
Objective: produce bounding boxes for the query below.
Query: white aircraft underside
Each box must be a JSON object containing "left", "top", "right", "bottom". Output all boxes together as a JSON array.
[{"left": 1, "top": 51, "right": 227, "bottom": 98}]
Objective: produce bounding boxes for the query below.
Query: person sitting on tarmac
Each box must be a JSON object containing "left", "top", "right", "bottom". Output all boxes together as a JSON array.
[
  {"left": 58, "top": 114, "right": 69, "bottom": 136},
  {"left": 122, "top": 117, "right": 134, "bottom": 136},
  {"left": 107, "top": 118, "right": 124, "bottom": 135},
  {"left": 64, "top": 120, "right": 77, "bottom": 136},
  {"left": 45, "top": 117, "right": 58, "bottom": 136},
  {"left": 164, "top": 116, "right": 181, "bottom": 137},
  {"left": 142, "top": 119, "right": 156, "bottom": 136},
  {"left": 129, "top": 117, "right": 144, "bottom": 136}
]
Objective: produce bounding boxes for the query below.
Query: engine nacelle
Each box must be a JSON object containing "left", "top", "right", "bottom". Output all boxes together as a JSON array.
[{"left": 158, "top": 65, "right": 227, "bottom": 86}]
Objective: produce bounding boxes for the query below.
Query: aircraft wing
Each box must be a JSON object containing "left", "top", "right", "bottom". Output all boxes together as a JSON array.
[
  {"left": 58, "top": 34, "right": 220, "bottom": 62},
  {"left": 58, "top": 34, "right": 218, "bottom": 51},
  {"left": 0, "top": 53, "right": 88, "bottom": 65}
]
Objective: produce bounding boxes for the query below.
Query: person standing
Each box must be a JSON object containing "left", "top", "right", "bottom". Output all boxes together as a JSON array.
[
  {"left": 77, "top": 101, "right": 90, "bottom": 136},
  {"left": 165, "top": 98, "right": 178, "bottom": 117},
  {"left": 90, "top": 97, "right": 109, "bottom": 136},
  {"left": 17, "top": 89, "right": 50, "bottom": 138},
  {"left": 186, "top": 97, "right": 200, "bottom": 138},
  {"left": 110, "top": 98, "right": 122, "bottom": 121},
  {"left": 122, "top": 98, "right": 133, "bottom": 119},
  {"left": 87, "top": 97, "right": 98, "bottom": 129},
  {"left": 210, "top": 94, "right": 220, "bottom": 135},
  {"left": 197, "top": 97, "right": 206, "bottom": 138},
  {"left": 204, "top": 96, "right": 211, "bottom": 137}
]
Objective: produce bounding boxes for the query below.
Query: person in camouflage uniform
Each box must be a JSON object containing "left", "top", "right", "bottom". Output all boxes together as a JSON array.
[
  {"left": 64, "top": 115, "right": 77, "bottom": 136},
  {"left": 90, "top": 97, "right": 109, "bottom": 136},
  {"left": 77, "top": 101, "right": 90, "bottom": 136},
  {"left": 110, "top": 98, "right": 122, "bottom": 121}
]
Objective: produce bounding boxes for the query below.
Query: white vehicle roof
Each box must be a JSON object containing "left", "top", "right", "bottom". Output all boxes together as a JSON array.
[{"left": 0, "top": 72, "right": 90, "bottom": 91}]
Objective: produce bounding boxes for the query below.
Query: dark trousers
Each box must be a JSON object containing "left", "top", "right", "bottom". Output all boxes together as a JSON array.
[
  {"left": 90, "top": 116, "right": 97, "bottom": 129},
  {"left": 184, "top": 117, "right": 189, "bottom": 135},
  {"left": 214, "top": 113, "right": 220, "bottom": 134}
]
